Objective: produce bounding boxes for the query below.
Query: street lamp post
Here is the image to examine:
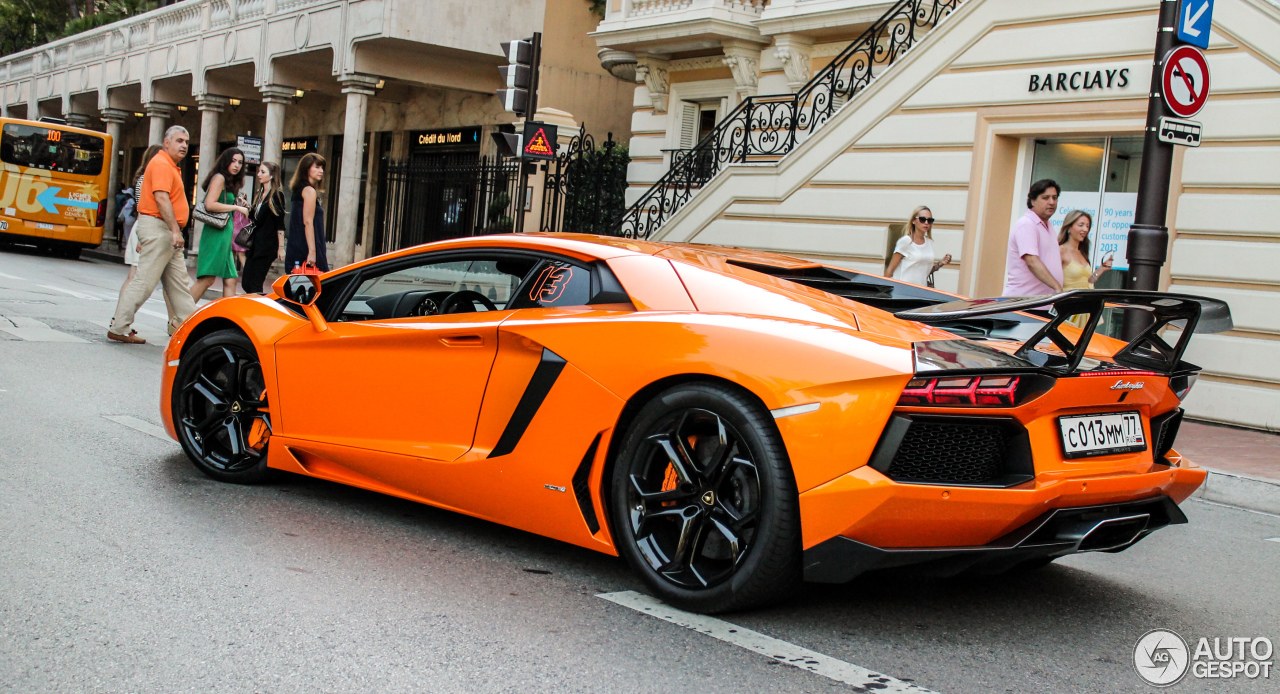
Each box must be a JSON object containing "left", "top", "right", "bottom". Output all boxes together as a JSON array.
[{"left": 1123, "top": 0, "right": 1182, "bottom": 339}]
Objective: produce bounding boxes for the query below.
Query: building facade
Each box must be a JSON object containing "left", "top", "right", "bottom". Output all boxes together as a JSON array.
[
  {"left": 0, "top": 0, "right": 635, "bottom": 264},
  {"left": 594, "top": 0, "right": 1280, "bottom": 431}
]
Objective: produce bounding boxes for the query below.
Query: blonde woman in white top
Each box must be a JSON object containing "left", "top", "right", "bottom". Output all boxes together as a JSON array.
[{"left": 886, "top": 205, "right": 951, "bottom": 286}]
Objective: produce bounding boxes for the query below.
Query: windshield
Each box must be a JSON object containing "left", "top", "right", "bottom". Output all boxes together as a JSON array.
[{"left": 1, "top": 123, "right": 106, "bottom": 176}]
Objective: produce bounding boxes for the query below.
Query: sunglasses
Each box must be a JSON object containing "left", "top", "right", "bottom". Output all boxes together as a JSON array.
[{"left": 916, "top": 216, "right": 935, "bottom": 224}]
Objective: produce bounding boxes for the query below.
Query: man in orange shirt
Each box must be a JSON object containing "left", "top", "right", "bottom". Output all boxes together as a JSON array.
[{"left": 108, "top": 125, "right": 198, "bottom": 343}]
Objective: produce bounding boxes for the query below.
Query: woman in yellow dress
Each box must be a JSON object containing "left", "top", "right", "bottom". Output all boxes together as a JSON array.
[{"left": 1058, "top": 210, "right": 1113, "bottom": 327}]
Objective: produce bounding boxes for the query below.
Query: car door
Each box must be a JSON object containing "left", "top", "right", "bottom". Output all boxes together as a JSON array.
[{"left": 273, "top": 252, "right": 539, "bottom": 464}]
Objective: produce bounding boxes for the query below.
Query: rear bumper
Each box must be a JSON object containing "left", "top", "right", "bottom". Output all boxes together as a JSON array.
[{"left": 804, "top": 495, "right": 1186, "bottom": 583}]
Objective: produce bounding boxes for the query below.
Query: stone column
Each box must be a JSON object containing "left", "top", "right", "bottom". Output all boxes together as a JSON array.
[
  {"left": 101, "top": 108, "right": 130, "bottom": 247},
  {"left": 191, "top": 95, "right": 228, "bottom": 255},
  {"left": 333, "top": 75, "right": 378, "bottom": 268},
  {"left": 260, "top": 85, "right": 293, "bottom": 166},
  {"left": 146, "top": 103, "right": 173, "bottom": 145},
  {"left": 65, "top": 112, "right": 93, "bottom": 129}
]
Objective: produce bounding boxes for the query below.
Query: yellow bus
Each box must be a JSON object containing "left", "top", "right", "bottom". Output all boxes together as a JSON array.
[{"left": 0, "top": 116, "right": 112, "bottom": 259}]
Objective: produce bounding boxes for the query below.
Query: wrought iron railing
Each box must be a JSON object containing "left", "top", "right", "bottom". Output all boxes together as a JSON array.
[
  {"left": 614, "top": 0, "right": 963, "bottom": 239},
  {"left": 373, "top": 155, "right": 522, "bottom": 255},
  {"left": 541, "top": 129, "right": 631, "bottom": 235}
]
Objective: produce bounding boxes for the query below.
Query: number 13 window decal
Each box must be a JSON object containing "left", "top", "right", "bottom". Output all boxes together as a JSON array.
[{"left": 529, "top": 264, "right": 575, "bottom": 304}]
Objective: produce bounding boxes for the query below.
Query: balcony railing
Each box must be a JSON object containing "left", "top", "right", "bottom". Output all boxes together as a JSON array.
[
  {"left": 614, "top": 0, "right": 963, "bottom": 239},
  {"left": 608, "top": 0, "right": 768, "bottom": 21},
  {"left": 0, "top": 0, "right": 333, "bottom": 83}
]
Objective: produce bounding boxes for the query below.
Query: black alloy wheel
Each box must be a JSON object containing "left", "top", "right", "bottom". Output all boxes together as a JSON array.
[
  {"left": 173, "top": 329, "right": 272, "bottom": 483},
  {"left": 610, "top": 382, "right": 800, "bottom": 613}
]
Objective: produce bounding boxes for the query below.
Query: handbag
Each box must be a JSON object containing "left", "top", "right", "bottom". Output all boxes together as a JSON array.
[
  {"left": 192, "top": 198, "right": 230, "bottom": 228},
  {"left": 291, "top": 261, "right": 322, "bottom": 276},
  {"left": 233, "top": 218, "right": 256, "bottom": 250}
]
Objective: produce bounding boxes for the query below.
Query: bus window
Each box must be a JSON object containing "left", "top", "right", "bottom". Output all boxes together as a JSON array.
[{"left": 1, "top": 123, "right": 105, "bottom": 177}]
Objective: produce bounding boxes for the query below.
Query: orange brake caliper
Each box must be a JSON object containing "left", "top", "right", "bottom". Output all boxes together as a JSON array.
[{"left": 247, "top": 389, "right": 271, "bottom": 449}]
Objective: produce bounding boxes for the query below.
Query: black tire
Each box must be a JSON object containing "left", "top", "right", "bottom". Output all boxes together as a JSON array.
[
  {"left": 172, "top": 329, "right": 273, "bottom": 484},
  {"left": 609, "top": 382, "right": 801, "bottom": 613},
  {"left": 59, "top": 243, "right": 81, "bottom": 260}
]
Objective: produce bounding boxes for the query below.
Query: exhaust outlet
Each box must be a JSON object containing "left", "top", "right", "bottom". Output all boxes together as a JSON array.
[{"left": 1076, "top": 514, "right": 1150, "bottom": 552}]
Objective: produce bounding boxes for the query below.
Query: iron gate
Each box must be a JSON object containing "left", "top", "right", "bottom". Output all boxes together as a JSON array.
[
  {"left": 540, "top": 130, "right": 629, "bottom": 235},
  {"left": 373, "top": 154, "right": 522, "bottom": 256}
]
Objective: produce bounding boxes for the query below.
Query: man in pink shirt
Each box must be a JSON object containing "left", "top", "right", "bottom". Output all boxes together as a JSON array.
[{"left": 1004, "top": 178, "right": 1064, "bottom": 296}]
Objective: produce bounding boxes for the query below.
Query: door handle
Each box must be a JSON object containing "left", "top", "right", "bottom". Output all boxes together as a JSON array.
[{"left": 440, "top": 334, "right": 484, "bottom": 347}]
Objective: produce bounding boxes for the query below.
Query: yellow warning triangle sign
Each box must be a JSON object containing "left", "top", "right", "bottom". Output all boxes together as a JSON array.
[{"left": 524, "top": 127, "right": 553, "bottom": 156}]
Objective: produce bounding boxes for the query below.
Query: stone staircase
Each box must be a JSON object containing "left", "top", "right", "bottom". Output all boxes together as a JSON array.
[{"left": 614, "top": 0, "right": 965, "bottom": 239}]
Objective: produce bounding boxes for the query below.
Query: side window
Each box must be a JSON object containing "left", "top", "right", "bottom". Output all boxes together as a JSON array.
[
  {"left": 517, "top": 261, "right": 592, "bottom": 309},
  {"left": 339, "top": 255, "right": 537, "bottom": 321}
]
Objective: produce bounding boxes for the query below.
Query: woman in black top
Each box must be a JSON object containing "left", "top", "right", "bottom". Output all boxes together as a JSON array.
[
  {"left": 240, "top": 161, "right": 287, "bottom": 294},
  {"left": 285, "top": 152, "right": 328, "bottom": 272}
]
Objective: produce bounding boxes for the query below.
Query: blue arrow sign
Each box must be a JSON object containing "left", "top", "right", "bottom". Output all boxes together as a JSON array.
[
  {"left": 1177, "top": 0, "right": 1214, "bottom": 49},
  {"left": 34, "top": 186, "right": 98, "bottom": 214}
]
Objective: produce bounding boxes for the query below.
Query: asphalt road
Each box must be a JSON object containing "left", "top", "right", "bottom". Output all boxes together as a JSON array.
[{"left": 1, "top": 246, "right": 1277, "bottom": 694}]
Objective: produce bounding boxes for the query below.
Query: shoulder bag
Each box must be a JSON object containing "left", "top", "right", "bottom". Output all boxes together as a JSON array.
[
  {"left": 233, "top": 213, "right": 256, "bottom": 250},
  {"left": 192, "top": 198, "right": 230, "bottom": 228}
]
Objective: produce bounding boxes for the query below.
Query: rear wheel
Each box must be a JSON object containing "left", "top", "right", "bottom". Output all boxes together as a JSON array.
[
  {"left": 172, "top": 329, "right": 272, "bottom": 484},
  {"left": 609, "top": 382, "right": 800, "bottom": 613}
]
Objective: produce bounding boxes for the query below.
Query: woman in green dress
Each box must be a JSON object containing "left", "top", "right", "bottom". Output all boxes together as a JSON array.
[{"left": 190, "top": 147, "right": 250, "bottom": 302}]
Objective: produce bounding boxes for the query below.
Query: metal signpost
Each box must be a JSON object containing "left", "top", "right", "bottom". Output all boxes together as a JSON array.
[{"left": 1124, "top": 0, "right": 1214, "bottom": 338}]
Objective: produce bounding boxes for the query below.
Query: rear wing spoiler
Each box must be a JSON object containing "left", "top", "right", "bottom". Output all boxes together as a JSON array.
[{"left": 894, "top": 290, "right": 1232, "bottom": 375}]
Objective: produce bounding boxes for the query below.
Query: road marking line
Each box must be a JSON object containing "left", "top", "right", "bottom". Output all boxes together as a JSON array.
[
  {"left": 1266, "top": 538, "right": 1280, "bottom": 544},
  {"left": 139, "top": 308, "right": 170, "bottom": 320},
  {"left": 103, "top": 415, "right": 175, "bottom": 443},
  {"left": 37, "top": 284, "right": 103, "bottom": 301},
  {"left": 0, "top": 270, "right": 24, "bottom": 280},
  {"left": 597, "top": 591, "right": 936, "bottom": 693},
  {"left": 0, "top": 315, "right": 88, "bottom": 343}
]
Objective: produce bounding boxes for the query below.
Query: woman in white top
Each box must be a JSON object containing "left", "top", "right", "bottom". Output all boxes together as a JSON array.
[{"left": 885, "top": 205, "right": 951, "bottom": 286}]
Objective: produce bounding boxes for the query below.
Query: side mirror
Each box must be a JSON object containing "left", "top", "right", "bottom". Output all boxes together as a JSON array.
[
  {"left": 271, "top": 274, "right": 327, "bottom": 332},
  {"left": 274, "top": 274, "right": 321, "bottom": 306}
]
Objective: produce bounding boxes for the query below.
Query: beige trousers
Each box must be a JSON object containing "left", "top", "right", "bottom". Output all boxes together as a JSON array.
[{"left": 109, "top": 215, "right": 198, "bottom": 336}]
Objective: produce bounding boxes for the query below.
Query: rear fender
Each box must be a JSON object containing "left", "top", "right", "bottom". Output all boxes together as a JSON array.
[{"left": 499, "top": 309, "right": 915, "bottom": 493}]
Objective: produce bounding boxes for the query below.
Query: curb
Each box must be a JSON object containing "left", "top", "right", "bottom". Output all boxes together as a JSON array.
[
  {"left": 1194, "top": 468, "right": 1280, "bottom": 515},
  {"left": 83, "top": 247, "right": 125, "bottom": 264}
]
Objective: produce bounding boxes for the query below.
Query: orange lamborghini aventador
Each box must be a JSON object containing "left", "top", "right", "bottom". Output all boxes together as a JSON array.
[{"left": 160, "top": 234, "right": 1230, "bottom": 613}]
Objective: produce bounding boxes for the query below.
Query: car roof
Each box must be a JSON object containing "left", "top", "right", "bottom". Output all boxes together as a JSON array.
[{"left": 340, "top": 233, "right": 826, "bottom": 274}]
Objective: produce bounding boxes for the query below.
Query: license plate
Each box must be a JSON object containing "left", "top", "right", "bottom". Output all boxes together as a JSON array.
[
  {"left": 34, "top": 222, "right": 54, "bottom": 230},
  {"left": 1058, "top": 411, "right": 1146, "bottom": 458}
]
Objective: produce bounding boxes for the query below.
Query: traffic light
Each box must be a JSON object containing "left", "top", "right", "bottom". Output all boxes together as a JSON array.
[
  {"left": 497, "top": 37, "right": 537, "bottom": 118},
  {"left": 492, "top": 124, "right": 522, "bottom": 159}
]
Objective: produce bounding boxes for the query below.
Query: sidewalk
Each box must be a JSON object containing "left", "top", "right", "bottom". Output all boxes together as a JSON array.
[{"left": 1177, "top": 420, "right": 1280, "bottom": 515}]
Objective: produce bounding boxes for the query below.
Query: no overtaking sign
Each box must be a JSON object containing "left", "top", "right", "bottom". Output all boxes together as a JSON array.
[{"left": 1161, "top": 45, "right": 1210, "bottom": 118}]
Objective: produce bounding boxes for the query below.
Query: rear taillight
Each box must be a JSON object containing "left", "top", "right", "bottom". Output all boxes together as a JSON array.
[
  {"left": 899, "top": 375, "right": 1020, "bottom": 407},
  {"left": 95, "top": 200, "right": 107, "bottom": 227}
]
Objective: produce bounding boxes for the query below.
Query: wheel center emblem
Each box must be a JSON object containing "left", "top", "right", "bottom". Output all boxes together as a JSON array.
[
  {"left": 231, "top": 402, "right": 242, "bottom": 413},
  {"left": 701, "top": 491, "right": 715, "bottom": 506}
]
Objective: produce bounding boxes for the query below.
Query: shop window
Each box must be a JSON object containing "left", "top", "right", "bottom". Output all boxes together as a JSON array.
[
  {"left": 1027, "top": 136, "right": 1144, "bottom": 274},
  {"left": 1026, "top": 135, "right": 1144, "bottom": 337}
]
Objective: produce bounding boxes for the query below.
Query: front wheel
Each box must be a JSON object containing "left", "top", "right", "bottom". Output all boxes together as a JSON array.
[
  {"left": 609, "top": 382, "right": 801, "bottom": 613},
  {"left": 172, "top": 329, "right": 272, "bottom": 484}
]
